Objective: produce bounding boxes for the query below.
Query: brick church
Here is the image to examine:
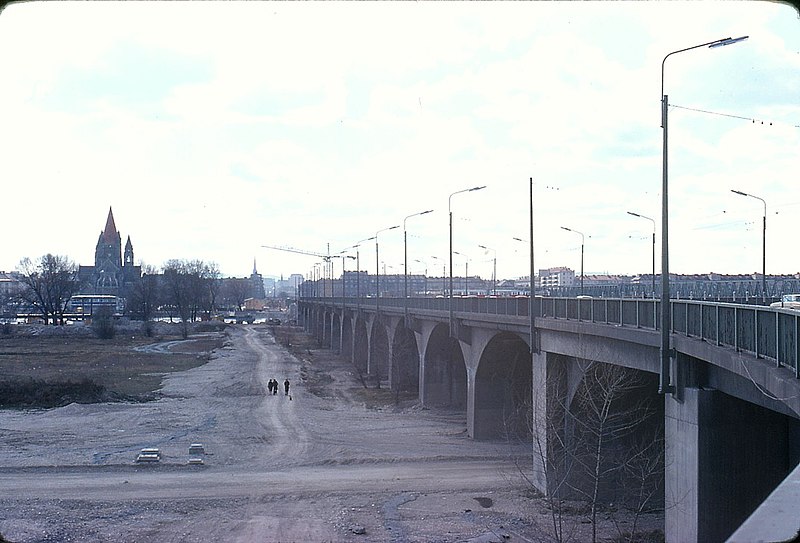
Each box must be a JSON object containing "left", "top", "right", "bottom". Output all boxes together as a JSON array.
[{"left": 77, "top": 208, "right": 141, "bottom": 299}]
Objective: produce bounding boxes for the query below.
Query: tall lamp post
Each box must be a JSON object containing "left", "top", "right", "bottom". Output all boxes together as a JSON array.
[
  {"left": 453, "top": 251, "right": 471, "bottom": 295},
  {"left": 375, "top": 224, "right": 400, "bottom": 314},
  {"left": 352, "top": 236, "right": 375, "bottom": 311},
  {"left": 449, "top": 185, "right": 486, "bottom": 335},
  {"left": 513, "top": 237, "right": 532, "bottom": 296},
  {"left": 660, "top": 34, "right": 748, "bottom": 394},
  {"left": 731, "top": 189, "right": 767, "bottom": 303},
  {"left": 627, "top": 211, "right": 656, "bottom": 298},
  {"left": 414, "top": 259, "right": 428, "bottom": 296},
  {"left": 560, "top": 226, "right": 585, "bottom": 295},
  {"left": 478, "top": 244, "right": 496, "bottom": 295},
  {"left": 431, "top": 255, "right": 445, "bottom": 286},
  {"left": 404, "top": 210, "right": 434, "bottom": 320}
]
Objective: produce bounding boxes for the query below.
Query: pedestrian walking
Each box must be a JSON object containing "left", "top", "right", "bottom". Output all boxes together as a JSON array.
[{"left": 284, "top": 379, "right": 290, "bottom": 396}]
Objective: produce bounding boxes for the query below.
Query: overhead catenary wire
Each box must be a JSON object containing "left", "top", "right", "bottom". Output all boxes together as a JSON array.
[{"left": 670, "top": 103, "right": 800, "bottom": 128}]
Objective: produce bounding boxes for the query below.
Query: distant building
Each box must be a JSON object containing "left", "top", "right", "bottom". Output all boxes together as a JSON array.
[
  {"left": 1, "top": 271, "right": 25, "bottom": 315},
  {"left": 77, "top": 207, "right": 141, "bottom": 301},
  {"left": 250, "top": 259, "right": 266, "bottom": 299},
  {"left": 538, "top": 267, "right": 575, "bottom": 289},
  {"left": 276, "top": 274, "right": 304, "bottom": 297}
]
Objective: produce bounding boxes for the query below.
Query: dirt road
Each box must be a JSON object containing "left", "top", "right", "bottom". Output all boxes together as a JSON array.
[{"left": 0, "top": 326, "right": 540, "bottom": 543}]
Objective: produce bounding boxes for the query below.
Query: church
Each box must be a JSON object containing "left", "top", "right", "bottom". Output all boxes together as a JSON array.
[{"left": 77, "top": 208, "right": 141, "bottom": 300}]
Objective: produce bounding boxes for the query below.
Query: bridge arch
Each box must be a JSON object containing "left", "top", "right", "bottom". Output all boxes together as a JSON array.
[
  {"left": 423, "top": 323, "right": 467, "bottom": 410},
  {"left": 353, "top": 314, "right": 369, "bottom": 374},
  {"left": 331, "top": 311, "right": 341, "bottom": 352},
  {"left": 473, "top": 332, "right": 532, "bottom": 441},
  {"left": 369, "top": 317, "right": 390, "bottom": 386},
  {"left": 391, "top": 322, "right": 420, "bottom": 396},
  {"left": 341, "top": 312, "right": 354, "bottom": 359}
]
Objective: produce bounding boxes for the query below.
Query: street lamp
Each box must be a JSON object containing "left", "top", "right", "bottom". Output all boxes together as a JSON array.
[
  {"left": 404, "top": 209, "right": 434, "bottom": 320},
  {"left": 626, "top": 211, "right": 656, "bottom": 298},
  {"left": 414, "top": 259, "right": 428, "bottom": 296},
  {"left": 449, "top": 185, "right": 486, "bottom": 335},
  {"left": 478, "top": 244, "right": 496, "bottom": 295},
  {"left": 453, "top": 251, "right": 471, "bottom": 295},
  {"left": 512, "top": 237, "right": 533, "bottom": 296},
  {"left": 660, "top": 34, "right": 748, "bottom": 394},
  {"left": 430, "top": 255, "right": 445, "bottom": 296},
  {"left": 560, "top": 226, "right": 585, "bottom": 295},
  {"left": 352, "top": 236, "right": 375, "bottom": 310},
  {"left": 375, "top": 224, "right": 399, "bottom": 313},
  {"left": 430, "top": 256, "right": 445, "bottom": 279},
  {"left": 731, "top": 189, "right": 767, "bottom": 303}
]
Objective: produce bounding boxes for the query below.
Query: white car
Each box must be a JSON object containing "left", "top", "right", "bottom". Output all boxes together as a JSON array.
[{"left": 770, "top": 294, "right": 800, "bottom": 310}]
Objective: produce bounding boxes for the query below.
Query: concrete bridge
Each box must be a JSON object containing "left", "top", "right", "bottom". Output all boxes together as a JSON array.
[{"left": 299, "top": 296, "right": 800, "bottom": 543}]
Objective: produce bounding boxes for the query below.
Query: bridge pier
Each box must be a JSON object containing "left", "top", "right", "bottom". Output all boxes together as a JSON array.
[{"left": 666, "top": 374, "right": 797, "bottom": 542}]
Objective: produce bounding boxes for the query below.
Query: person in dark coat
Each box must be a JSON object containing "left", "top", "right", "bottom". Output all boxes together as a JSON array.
[{"left": 284, "top": 379, "right": 290, "bottom": 396}]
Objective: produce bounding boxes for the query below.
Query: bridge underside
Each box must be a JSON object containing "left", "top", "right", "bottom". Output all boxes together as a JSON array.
[{"left": 302, "top": 301, "right": 800, "bottom": 543}]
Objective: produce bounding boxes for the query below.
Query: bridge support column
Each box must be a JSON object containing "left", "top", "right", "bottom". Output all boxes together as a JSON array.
[
  {"left": 665, "top": 386, "right": 791, "bottom": 543},
  {"left": 530, "top": 350, "right": 566, "bottom": 496}
]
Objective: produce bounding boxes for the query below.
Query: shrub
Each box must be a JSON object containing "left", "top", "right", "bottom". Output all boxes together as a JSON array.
[{"left": 91, "top": 307, "right": 116, "bottom": 339}]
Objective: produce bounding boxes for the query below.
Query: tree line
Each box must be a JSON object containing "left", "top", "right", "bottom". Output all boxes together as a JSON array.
[{"left": 9, "top": 254, "right": 262, "bottom": 337}]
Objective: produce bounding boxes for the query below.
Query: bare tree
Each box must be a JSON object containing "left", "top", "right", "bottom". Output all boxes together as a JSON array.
[
  {"left": 221, "top": 278, "right": 251, "bottom": 311},
  {"left": 162, "top": 259, "right": 219, "bottom": 336},
  {"left": 17, "top": 254, "right": 80, "bottom": 325},
  {"left": 611, "top": 421, "right": 665, "bottom": 542},
  {"left": 127, "top": 264, "right": 161, "bottom": 336},
  {"left": 567, "top": 361, "right": 660, "bottom": 543},
  {"left": 524, "top": 359, "right": 663, "bottom": 543},
  {"left": 162, "top": 259, "right": 193, "bottom": 338},
  {"left": 205, "top": 262, "right": 221, "bottom": 318}
]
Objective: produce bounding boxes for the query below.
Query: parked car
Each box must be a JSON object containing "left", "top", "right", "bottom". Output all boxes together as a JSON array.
[{"left": 770, "top": 294, "right": 800, "bottom": 310}]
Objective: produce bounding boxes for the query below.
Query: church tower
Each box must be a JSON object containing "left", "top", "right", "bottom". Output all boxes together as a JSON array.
[
  {"left": 95, "top": 207, "right": 122, "bottom": 289},
  {"left": 250, "top": 258, "right": 266, "bottom": 299},
  {"left": 124, "top": 236, "right": 134, "bottom": 267}
]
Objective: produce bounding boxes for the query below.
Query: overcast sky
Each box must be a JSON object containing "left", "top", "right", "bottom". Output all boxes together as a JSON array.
[{"left": 1, "top": 1, "right": 798, "bottom": 281}]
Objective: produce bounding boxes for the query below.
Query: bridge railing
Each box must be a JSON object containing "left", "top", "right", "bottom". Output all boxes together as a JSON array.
[{"left": 307, "top": 296, "right": 800, "bottom": 377}]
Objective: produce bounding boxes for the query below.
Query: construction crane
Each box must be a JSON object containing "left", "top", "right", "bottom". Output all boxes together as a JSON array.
[{"left": 261, "top": 244, "right": 331, "bottom": 261}]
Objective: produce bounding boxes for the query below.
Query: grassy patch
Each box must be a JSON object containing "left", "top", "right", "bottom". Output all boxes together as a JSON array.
[
  {"left": 0, "top": 329, "right": 225, "bottom": 407},
  {"left": 0, "top": 378, "right": 106, "bottom": 408}
]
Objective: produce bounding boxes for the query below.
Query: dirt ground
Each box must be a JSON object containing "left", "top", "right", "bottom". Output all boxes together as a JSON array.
[{"left": 0, "top": 323, "right": 662, "bottom": 543}]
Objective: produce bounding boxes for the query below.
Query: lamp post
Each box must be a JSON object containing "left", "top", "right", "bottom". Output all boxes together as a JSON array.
[
  {"left": 431, "top": 255, "right": 445, "bottom": 280},
  {"left": 328, "top": 253, "right": 354, "bottom": 352},
  {"left": 453, "top": 251, "right": 471, "bottom": 295},
  {"left": 513, "top": 237, "right": 532, "bottom": 296},
  {"left": 731, "top": 189, "right": 767, "bottom": 303},
  {"left": 352, "top": 236, "right": 375, "bottom": 311},
  {"left": 660, "top": 34, "right": 748, "bottom": 394},
  {"left": 404, "top": 210, "right": 433, "bottom": 320},
  {"left": 627, "top": 211, "right": 656, "bottom": 298},
  {"left": 375, "top": 224, "right": 400, "bottom": 314},
  {"left": 414, "top": 259, "right": 428, "bottom": 296},
  {"left": 430, "top": 255, "right": 445, "bottom": 296},
  {"left": 560, "top": 226, "right": 585, "bottom": 295},
  {"left": 478, "top": 244, "right": 496, "bottom": 295},
  {"left": 449, "top": 185, "right": 486, "bottom": 335}
]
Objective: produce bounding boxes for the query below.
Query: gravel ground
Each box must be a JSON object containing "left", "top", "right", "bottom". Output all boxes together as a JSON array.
[{"left": 0, "top": 325, "right": 662, "bottom": 542}]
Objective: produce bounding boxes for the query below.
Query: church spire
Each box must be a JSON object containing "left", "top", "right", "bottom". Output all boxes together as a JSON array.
[
  {"left": 124, "top": 235, "right": 134, "bottom": 266},
  {"left": 101, "top": 207, "right": 118, "bottom": 243},
  {"left": 253, "top": 258, "right": 258, "bottom": 275}
]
